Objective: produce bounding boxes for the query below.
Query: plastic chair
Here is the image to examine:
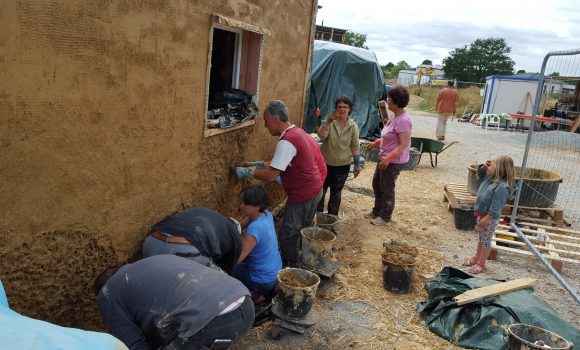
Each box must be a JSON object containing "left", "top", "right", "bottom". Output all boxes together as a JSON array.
[{"left": 486, "top": 115, "right": 501, "bottom": 131}]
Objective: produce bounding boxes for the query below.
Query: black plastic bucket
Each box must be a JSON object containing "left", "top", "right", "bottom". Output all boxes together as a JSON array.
[
  {"left": 454, "top": 206, "right": 477, "bottom": 230},
  {"left": 468, "top": 164, "right": 563, "bottom": 207},
  {"left": 506, "top": 323, "right": 572, "bottom": 350},
  {"left": 381, "top": 253, "right": 415, "bottom": 294},
  {"left": 276, "top": 268, "right": 320, "bottom": 319},
  {"left": 514, "top": 167, "right": 563, "bottom": 208}
]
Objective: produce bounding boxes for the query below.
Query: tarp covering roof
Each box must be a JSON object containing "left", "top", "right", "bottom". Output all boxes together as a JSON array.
[{"left": 304, "top": 40, "right": 384, "bottom": 138}]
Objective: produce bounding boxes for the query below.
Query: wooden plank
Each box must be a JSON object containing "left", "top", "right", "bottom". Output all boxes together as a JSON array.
[
  {"left": 203, "top": 119, "right": 256, "bottom": 137},
  {"left": 494, "top": 228, "right": 580, "bottom": 250},
  {"left": 493, "top": 244, "right": 580, "bottom": 265},
  {"left": 516, "top": 217, "right": 560, "bottom": 226},
  {"left": 452, "top": 278, "right": 537, "bottom": 306},
  {"left": 517, "top": 222, "right": 580, "bottom": 236},
  {"left": 455, "top": 194, "right": 475, "bottom": 200},
  {"left": 505, "top": 204, "right": 561, "bottom": 211},
  {"left": 492, "top": 236, "right": 580, "bottom": 258},
  {"left": 444, "top": 188, "right": 460, "bottom": 209},
  {"left": 497, "top": 224, "right": 580, "bottom": 242},
  {"left": 446, "top": 183, "right": 465, "bottom": 188}
]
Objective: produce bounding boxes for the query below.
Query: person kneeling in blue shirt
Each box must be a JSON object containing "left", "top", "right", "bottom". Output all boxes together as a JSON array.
[{"left": 235, "top": 185, "right": 283, "bottom": 303}]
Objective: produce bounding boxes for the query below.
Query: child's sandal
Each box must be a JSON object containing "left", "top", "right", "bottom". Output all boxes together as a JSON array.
[
  {"left": 468, "top": 263, "right": 486, "bottom": 274},
  {"left": 462, "top": 258, "right": 477, "bottom": 266}
]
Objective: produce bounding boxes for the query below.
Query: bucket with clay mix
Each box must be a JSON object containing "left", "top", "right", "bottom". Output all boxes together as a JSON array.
[
  {"left": 315, "top": 212, "right": 339, "bottom": 233},
  {"left": 276, "top": 268, "right": 320, "bottom": 319},
  {"left": 505, "top": 323, "right": 572, "bottom": 350},
  {"left": 381, "top": 252, "right": 416, "bottom": 294},
  {"left": 383, "top": 240, "right": 419, "bottom": 257}
]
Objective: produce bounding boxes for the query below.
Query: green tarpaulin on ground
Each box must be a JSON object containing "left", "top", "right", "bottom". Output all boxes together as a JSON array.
[
  {"left": 417, "top": 267, "right": 578, "bottom": 349},
  {"left": 304, "top": 41, "right": 384, "bottom": 138}
]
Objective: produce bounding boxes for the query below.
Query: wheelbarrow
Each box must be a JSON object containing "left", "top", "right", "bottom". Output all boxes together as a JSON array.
[{"left": 411, "top": 137, "right": 457, "bottom": 167}]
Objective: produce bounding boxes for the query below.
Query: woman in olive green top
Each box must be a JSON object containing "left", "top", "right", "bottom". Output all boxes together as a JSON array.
[{"left": 316, "top": 96, "right": 361, "bottom": 216}]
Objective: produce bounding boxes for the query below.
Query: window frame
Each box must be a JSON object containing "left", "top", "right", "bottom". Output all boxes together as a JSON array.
[{"left": 204, "top": 15, "right": 270, "bottom": 137}]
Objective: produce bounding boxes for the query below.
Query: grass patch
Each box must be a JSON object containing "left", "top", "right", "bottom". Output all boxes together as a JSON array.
[
  {"left": 411, "top": 85, "right": 483, "bottom": 116},
  {"left": 417, "top": 100, "right": 433, "bottom": 111}
]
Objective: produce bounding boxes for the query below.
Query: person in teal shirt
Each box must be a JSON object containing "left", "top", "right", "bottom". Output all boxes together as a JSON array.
[{"left": 235, "top": 186, "right": 283, "bottom": 302}]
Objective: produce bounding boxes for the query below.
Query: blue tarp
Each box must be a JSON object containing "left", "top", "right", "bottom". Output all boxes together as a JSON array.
[
  {"left": 305, "top": 41, "right": 384, "bottom": 138},
  {"left": 0, "top": 280, "right": 127, "bottom": 349}
]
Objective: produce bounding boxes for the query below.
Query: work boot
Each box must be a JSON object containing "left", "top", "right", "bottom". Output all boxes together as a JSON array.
[{"left": 370, "top": 217, "right": 390, "bottom": 226}]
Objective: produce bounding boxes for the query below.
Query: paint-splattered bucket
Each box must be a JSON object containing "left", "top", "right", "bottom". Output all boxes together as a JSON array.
[
  {"left": 506, "top": 323, "right": 572, "bottom": 350},
  {"left": 300, "top": 227, "right": 336, "bottom": 268},
  {"left": 276, "top": 268, "right": 320, "bottom": 319}
]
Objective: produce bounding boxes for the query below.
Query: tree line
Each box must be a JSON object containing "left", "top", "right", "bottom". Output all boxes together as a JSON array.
[{"left": 343, "top": 33, "right": 533, "bottom": 83}]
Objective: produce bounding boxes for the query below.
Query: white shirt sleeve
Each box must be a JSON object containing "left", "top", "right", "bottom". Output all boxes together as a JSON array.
[{"left": 269, "top": 140, "right": 297, "bottom": 171}]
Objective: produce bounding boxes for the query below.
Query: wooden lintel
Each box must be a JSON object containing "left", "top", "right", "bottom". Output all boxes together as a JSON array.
[{"left": 204, "top": 119, "right": 256, "bottom": 137}]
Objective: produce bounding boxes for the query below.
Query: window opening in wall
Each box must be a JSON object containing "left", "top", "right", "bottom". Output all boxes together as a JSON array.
[{"left": 206, "top": 25, "right": 263, "bottom": 135}]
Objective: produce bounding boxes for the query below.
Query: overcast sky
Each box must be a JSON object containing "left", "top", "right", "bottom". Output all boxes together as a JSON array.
[{"left": 316, "top": 0, "right": 580, "bottom": 74}]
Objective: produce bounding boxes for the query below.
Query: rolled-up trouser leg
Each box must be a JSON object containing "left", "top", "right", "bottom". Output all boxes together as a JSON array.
[{"left": 279, "top": 190, "right": 323, "bottom": 266}]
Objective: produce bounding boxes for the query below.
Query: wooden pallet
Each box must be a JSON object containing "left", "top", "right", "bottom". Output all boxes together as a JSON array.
[
  {"left": 443, "top": 183, "right": 565, "bottom": 227},
  {"left": 489, "top": 223, "right": 580, "bottom": 272}
]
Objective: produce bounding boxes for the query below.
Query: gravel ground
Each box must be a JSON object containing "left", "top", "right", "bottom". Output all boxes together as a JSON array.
[
  {"left": 409, "top": 111, "right": 580, "bottom": 317},
  {"left": 411, "top": 112, "right": 580, "bottom": 226},
  {"left": 238, "top": 108, "right": 579, "bottom": 350}
]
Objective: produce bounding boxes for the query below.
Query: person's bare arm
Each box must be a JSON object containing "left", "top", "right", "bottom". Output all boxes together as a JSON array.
[
  {"left": 238, "top": 235, "right": 257, "bottom": 263},
  {"left": 378, "top": 131, "right": 411, "bottom": 170},
  {"left": 253, "top": 166, "right": 281, "bottom": 182}
]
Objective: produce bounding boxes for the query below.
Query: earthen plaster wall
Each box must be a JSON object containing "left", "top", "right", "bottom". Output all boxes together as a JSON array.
[{"left": 0, "top": 0, "right": 316, "bottom": 328}]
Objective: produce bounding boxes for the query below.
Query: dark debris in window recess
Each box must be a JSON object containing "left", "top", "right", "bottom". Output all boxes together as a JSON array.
[{"left": 206, "top": 89, "right": 259, "bottom": 129}]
